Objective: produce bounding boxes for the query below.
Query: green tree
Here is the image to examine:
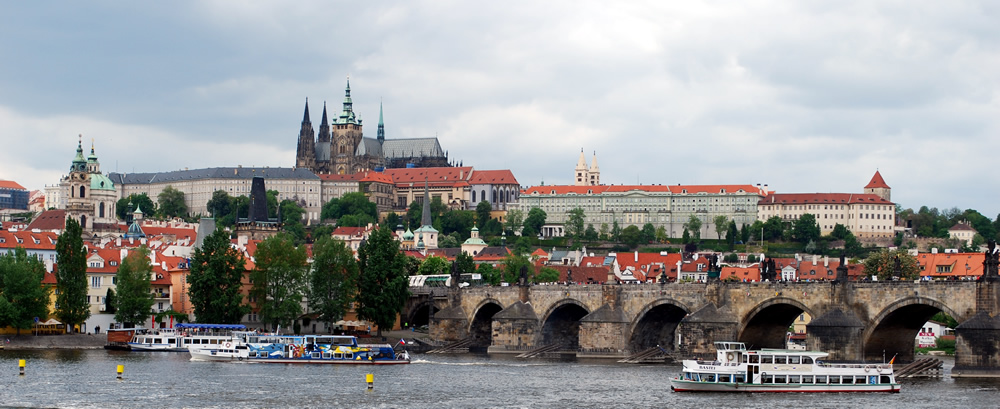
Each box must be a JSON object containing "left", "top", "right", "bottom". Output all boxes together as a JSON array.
[
  {"left": 584, "top": 224, "right": 599, "bottom": 241},
  {"left": 454, "top": 252, "right": 476, "bottom": 275},
  {"left": 501, "top": 254, "right": 532, "bottom": 284},
  {"left": 844, "top": 234, "right": 863, "bottom": 257},
  {"left": 280, "top": 199, "right": 306, "bottom": 242},
  {"left": 534, "top": 267, "right": 560, "bottom": 283},
  {"left": 157, "top": 185, "right": 188, "bottom": 219},
  {"left": 655, "top": 226, "right": 668, "bottom": 243},
  {"left": 356, "top": 226, "right": 410, "bottom": 336},
  {"left": 684, "top": 215, "right": 703, "bottom": 241},
  {"left": 522, "top": 208, "right": 547, "bottom": 238},
  {"left": 251, "top": 234, "right": 308, "bottom": 330},
  {"left": 830, "top": 224, "right": 850, "bottom": 240},
  {"left": 476, "top": 201, "right": 493, "bottom": 229},
  {"left": 104, "top": 288, "right": 116, "bottom": 314},
  {"left": 482, "top": 218, "right": 503, "bottom": 237},
  {"left": 640, "top": 223, "right": 656, "bottom": 244},
  {"left": 725, "top": 221, "right": 739, "bottom": 250},
  {"left": 514, "top": 236, "right": 533, "bottom": 256},
  {"left": 188, "top": 228, "right": 250, "bottom": 324},
  {"left": 418, "top": 256, "right": 451, "bottom": 276},
  {"left": 55, "top": 218, "right": 90, "bottom": 330},
  {"left": 599, "top": 223, "right": 610, "bottom": 241},
  {"left": 384, "top": 212, "right": 402, "bottom": 230},
  {"left": 0, "top": 247, "right": 51, "bottom": 334},
  {"left": 714, "top": 215, "right": 729, "bottom": 239},
  {"left": 793, "top": 214, "right": 821, "bottom": 244},
  {"left": 682, "top": 229, "right": 691, "bottom": 244},
  {"left": 763, "top": 216, "right": 785, "bottom": 241},
  {"left": 116, "top": 193, "right": 156, "bottom": 221},
  {"left": 440, "top": 210, "right": 475, "bottom": 238},
  {"left": 565, "top": 208, "right": 586, "bottom": 242},
  {"left": 863, "top": 249, "right": 920, "bottom": 281},
  {"left": 621, "top": 225, "right": 642, "bottom": 249},
  {"left": 405, "top": 200, "right": 422, "bottom": 230},
  {"left": 504, "top": 209, "right": 524, "bottom": 236},
  {"left": 740, "top": 224, "right": 750, "bottom": 244},
  {"left": 477, "top": 263, "right": 501, "bottom": 285},
  {"left": 438, "top": 232, "right": 460, "bottom": 248},
  {"left": 114, "top": 247, "right": 155, "bottom": 326},
  {"left": 308, "top": 236, "right": 358, "bottom": 325},
  {"left": 206, "top": 190, "right": 233, "bottom": 219},
  {"left": 322, "top": 192, "right": 378, "bottom": 224},
  {"left": 611, "top": 220, "right": 622, "bottom": 242}
]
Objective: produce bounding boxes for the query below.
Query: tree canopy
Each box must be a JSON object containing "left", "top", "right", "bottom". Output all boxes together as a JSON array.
[
  {"left": 55, "top": 218, "right": 90, "bottom": 329},
  {"left": 114, "top": 247, "right": 155, "bottom": 326},
  {"left": 356, "top": 226, "right": 410, "bottom": 336},
  {"left": 564, "top": 208, "right": 586, "bottom": 242},
  {"left": 684, "top": 215, "right": 703, "bottom": 240},
  {"left": 116, "top": 193, "right": 156, "bottom": 221},
  {"left": 793, "top": 214, "right": 821, "bottom": 244},
  {"left": 188, "top": 228, "right": 250, "bottom": 324},
  {"left": 322, "top": 192, "right": 377, "bottom": 227},
  {"left": 862, "top": 249, "right": 920, "bottom": 281},
  {"left": 157, "top": 185, "right": 188, "bottom": 219},
  {"left": 522, "top": 208, "right": 547, "bottom": 238},
  {"left": 0, "top": 247, "right": 51, "bottom": 334},
  {"left": 251, "top": 234, "right": 309, "bottom": 330},
  {"left": 308, "top": 236, "right": 358, "bottom": 324}
]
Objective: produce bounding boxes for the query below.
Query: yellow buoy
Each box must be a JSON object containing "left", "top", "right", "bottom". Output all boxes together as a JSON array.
[
  {"left": 117, "top": 365, "right": 124, "bottom": 380},
  {"left": 366, "top": 373, "right": 374, "bottom": 390},
  {"left": 19, "top": 359, "right": 25, "bottom": 376}
]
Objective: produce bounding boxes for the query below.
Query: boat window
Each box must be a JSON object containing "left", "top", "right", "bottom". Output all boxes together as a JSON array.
[
  {"left": 815, "top": 375, "right": 827, "bottom": 384},
  {"left": 867, "top": 376, "right": 878, "bottom": 385},
  {"left": 346, "top": 353, "right": 353, "bottom": 359},
  {"left": 829, "top": 376, "right": 841, "bottom": 384},
  {"left": 211, "top": 339, "right": 218, "bottom": 344},
  {"left": 777, "top": 375, "right": 788, "bottom": 384},
  {"left": 788, "top": 375, "right": 800, "bottom": 384},
  {"left": 761, "top": 355, "right": 773, "bottom": 364},
  {"left": 704, "top": 374, "right": 716, "bottom": 383},
  {"left": 334, "top": 353, "right": 343, "bottom": 359},
  {"left": 734, "top": 374, "right": 745, "bottom": 383},
  {"left": 184, "top": 339, "right": 191, "bottom": 344},
  {"left": 774, "top": 356, "right": 786, "bottom": 364},
  {"left": 762, "top": 375, "right": 773, "bottom": 384},
  {"left": 880, "top": 375, "right": 891, "bottom": 384},
  {"left": 748, "top": 355, "right": 759, "bottom": 364},
  {"left": 788, "top": 356, "right": 800, "bottom": 364},
  {"left": 802, "top": 375, "right": 813, "bottom": 384},
  {"left": 323, "top": 353, "right": 331, "bottom": 359},
  {"left": 154, "top": 339, "right": 162, "bottom": 344},
  {"left": 843, "top": 376, "right": 855, "bottom": 385},
  {"left": 311, "top": 352, "right": 321, "bottom": 359},
  {"left": 718, "top": 374, "right": 730, "bottom": 383},
  {"left": 802, "top": 356, "right": 813, "bottom": 364}
]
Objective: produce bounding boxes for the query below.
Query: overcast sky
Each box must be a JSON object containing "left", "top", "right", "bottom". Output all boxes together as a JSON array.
[{"left": 1, "top": 1, "right": 998, "bottom": 217}]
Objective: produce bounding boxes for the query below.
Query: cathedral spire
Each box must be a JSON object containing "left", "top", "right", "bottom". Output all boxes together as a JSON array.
[
  {"left": 71, "top": 134, "right": 86, "bottom": 172},
  {"left": 302, "top": 98, "right": 311, "bottom": 124},
  {"left": 320, "top": 101, "right": 329, "bottom": 125},
  {"left": 338, "top": 77, "right": 356, "bottom": 124},
  {"left": 377, "top": 100, "right": 385, "bottom": 144},
  {"left": 421, "top": 178, "right": 432, "bottom": 227}
]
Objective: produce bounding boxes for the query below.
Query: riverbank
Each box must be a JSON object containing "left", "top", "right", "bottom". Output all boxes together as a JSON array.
[
  {"left": 3, "top": 333, "right": 107, "bottom": 350},
  {"left": 1, "top": 330, "right": 434, "bottom": 351}
]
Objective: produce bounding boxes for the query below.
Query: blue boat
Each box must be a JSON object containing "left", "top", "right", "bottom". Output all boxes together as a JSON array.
[{"left": 189, "top": 334, "right": 410, "bottom": 365}]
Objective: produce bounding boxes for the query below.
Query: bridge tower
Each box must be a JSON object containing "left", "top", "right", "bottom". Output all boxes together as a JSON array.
[{"left": 953, "top": 242, "right": 1000, "bottom": 376}]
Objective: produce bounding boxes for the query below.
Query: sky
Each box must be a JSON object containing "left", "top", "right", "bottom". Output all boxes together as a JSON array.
[{"left": 1, "top": 1, "right": 998, "bottom": 218}]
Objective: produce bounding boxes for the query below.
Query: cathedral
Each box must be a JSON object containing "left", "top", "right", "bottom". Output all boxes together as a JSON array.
[
  {"left": 60, "top": 136, "right": 119, "bottom": 234},
  {"left": 295, "top": 79, "right": 451, "bottom": 175}
]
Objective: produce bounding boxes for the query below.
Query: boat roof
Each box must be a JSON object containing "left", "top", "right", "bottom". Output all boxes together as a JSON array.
[{"left": 175, "top": 323, "right": 247, "bottom": 330}]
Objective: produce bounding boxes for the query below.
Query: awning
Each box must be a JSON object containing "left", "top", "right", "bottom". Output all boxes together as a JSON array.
[{"left": 38, "top": 319, "right": 63, "bottom": 326}]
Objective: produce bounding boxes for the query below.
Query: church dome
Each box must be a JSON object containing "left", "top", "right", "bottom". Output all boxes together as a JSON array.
[{"left": 90, "top": 173, "right": 116, "bottom": 191}]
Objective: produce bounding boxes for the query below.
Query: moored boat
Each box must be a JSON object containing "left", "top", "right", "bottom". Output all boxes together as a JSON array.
[
  {"left": 189, "top": 334, "right": 409, "bottom": 365},
  {"left": 129, "top": 323, "right": 249, "bottom": 352},
  {"left": 670, "top": 342, "right": 900, "bottom": 393}
]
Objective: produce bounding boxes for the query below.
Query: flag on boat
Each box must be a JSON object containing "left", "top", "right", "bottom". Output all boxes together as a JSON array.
[
  {"left": 888, "top": 355, "right": 896, "bottom": 365},
  {"left": 397, "top": 338, "right": 406, "bottom": 345}
]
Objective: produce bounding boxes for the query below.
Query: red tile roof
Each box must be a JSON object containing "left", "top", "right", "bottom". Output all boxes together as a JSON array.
[
  {"left": 0, "top": 230, "right": 59, "bottom": 250},
  {"left": 318, "top": 173, "right": 363, "bottom": 182},
  {"left": 358, "top": 170, "right": 394, "bottom": 184},
  {"left": 27, "top": 210, "right": 67, "bottom": 231},
  {"left": 0, "top": 180, "right": 26, "bottom": 190},
  {"left": 949, "top": 223, "right": 976, "bottom": 232},
  {"left": 384, "top": 167, "right": 473, "bottom": 185},
  {"left": 865, "top": 171, "right": 890, "bottom": 189},
  {"left": 469, "top": 169, "right": 519, "bottom": 185},
  {"left": 721, "top": 266, "right": 761, "bottom": 281},
  {"left": 917, "top": 252, "right": 983, "bottom": 278},
  {"left": 758, "top": 193, "right": 892, "bottom": 205}
]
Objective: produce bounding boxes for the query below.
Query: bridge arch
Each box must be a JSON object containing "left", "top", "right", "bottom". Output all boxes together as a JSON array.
[
  {"left": 538, "top": 299, "right": 590, "bottom": 350},
  {"left": 468, "top": 299, "right": 504, "bottom": 350},
  {"left": 628, "top": 298, "right": 691, "bottom": 353},
  {"left": 407, "top": 300, "right": 440, "bottom": 329},
  {"left": 863, "top": 296, "right": 959, "bottom": 363},
  {"left": 738, "top": 297, "right": 815, "bottom": 349}
]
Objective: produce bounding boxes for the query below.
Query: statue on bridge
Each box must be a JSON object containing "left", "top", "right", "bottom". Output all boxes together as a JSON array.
[
  {"left": 982, "top": 239, "right": 999, "bottom": 281},
  {"left": 450, "top": 259, "right": 461, "bottom": 289},
  {"left": 760, "top": 257, "right": 778, "bottom": 281},
  {"left": 519, "top": 265, "right": 529, "bottom": 286},
  {"left": 834, "top": 252, "right": 849, "bottom": 283}
]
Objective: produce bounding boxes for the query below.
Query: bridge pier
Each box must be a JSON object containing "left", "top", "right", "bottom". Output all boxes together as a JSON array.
[
  {"left": 486, "top": 301, "right": 539, "bottom": 354},
  {"left": 676, "top": 303, "right": 737, "bottom": 359},
  {"left": 430, "top": 307, "right": 469, "bottom": 343},
  {"left": 578, "top": 285, "right": 629, "bottom": 358},
  {"left": 953, "top": 277, "right": 1000, "bottom": 377},
  {"left": 806, "top": 308, "right": 864, "bottom": 361}
]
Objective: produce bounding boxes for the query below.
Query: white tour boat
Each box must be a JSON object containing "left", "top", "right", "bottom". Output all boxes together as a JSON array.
[
  {"left": 129, "top": 323, "right": 249, "bottom": 352},
  {"left": 670, "top": 342, "right": 900, "bottom": 393}
]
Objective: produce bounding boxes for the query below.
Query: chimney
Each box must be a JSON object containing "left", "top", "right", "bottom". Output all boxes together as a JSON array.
[
  {"left": 151, "top": 251, "right": 157, "bottom": 266},
  {"left": 120, "top": 249, "right": 127, "bottom": 262},
  {"left": 635, "top": 251, "right": 639, "bottom": 262},
  {"left": 812, "top": 255, "right": 818, "bottom": 264},
  {"left": 824, "top": 256, "right": 829, "bottom": 267}
]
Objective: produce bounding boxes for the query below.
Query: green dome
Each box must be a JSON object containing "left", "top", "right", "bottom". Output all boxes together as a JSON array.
[{"left": 90, "top": 173, "right": 116, "bottom": 191}]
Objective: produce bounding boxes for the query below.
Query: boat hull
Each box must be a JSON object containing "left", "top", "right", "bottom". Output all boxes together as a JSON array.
[
  {"left": 670, "top": 379, "right": 900, "bottom": 393},
  {"left": 190, "top": 350, "right": 409, "bottom": 365}
]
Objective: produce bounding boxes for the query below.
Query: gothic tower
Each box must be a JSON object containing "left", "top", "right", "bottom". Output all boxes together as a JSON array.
[
  {"left": 332, "top": 78, "right": 364, "bottom": 175},
  {"left": 65, "top": 135, "right": 93, "bottom": 230},
  {"left": 588, "top": 151, "right": 600, "bottom": 186},
  {"left": 377, "top": 100, "right": 385, "bottom": 145},
  {"left": 295, "top": 99, "right": 316, "bottom": 170}
]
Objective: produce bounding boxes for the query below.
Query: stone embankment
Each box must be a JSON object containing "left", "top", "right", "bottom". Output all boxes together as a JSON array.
[{"left": 3, "top": 334, "right": 107, "bottom": 350}]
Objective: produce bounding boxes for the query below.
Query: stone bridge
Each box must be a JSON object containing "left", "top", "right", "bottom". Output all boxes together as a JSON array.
[{"left": 406, "top": 279, "right": 1000, "bottom": 376}]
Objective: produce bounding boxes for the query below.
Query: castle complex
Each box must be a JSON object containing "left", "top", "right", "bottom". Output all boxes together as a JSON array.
[{"left": 295, "top": 79, "right": 450, "bottom": 175}]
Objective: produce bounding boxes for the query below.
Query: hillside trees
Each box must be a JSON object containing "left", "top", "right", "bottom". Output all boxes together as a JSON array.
[
  {"left": 157, "top": 185, "right": 188, "bottom": 219},
  {"left": 251, "top": 234, "right": 309, "bottom": 330},
  {"left": 0, "top": 247, "right": 50, "bottom": 334},
  {"left": 116, "top": 193, "right": 156, "bottom": 221},
  {"left": 862, "top": 249, "right": 920, "bottom": 281}
]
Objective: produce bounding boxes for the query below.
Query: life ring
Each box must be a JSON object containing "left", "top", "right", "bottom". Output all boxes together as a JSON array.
[
  {"left": 864, "top": 365, "right": 871, "bottom": 372},
  {"left": 224, "top": 342, "right": 232, "bottom": 348},
  {"left": 726, "top": 352, "right": 735, "bottom": 361},
  {"left": 238, "top": 356, "right": 243, "bottom": 361},
  {"left": 876, "top": 365, "right": 883, "bottom": 373}
]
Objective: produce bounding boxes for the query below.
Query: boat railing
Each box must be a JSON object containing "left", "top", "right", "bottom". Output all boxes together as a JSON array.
[{"left": 816, "top": 361, "right": 888, "bottom": 370}]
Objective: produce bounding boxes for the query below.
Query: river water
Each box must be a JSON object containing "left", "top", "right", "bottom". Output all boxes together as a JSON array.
[{"left": 1, "top": 350, "right": 998, "bottom": 408}]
